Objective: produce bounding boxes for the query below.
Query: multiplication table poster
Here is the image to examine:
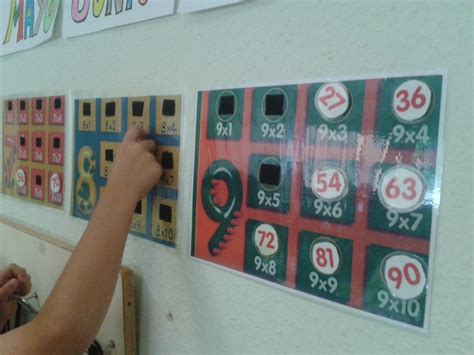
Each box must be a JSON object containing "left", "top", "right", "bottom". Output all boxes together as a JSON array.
[
  {"left": 191, "top": 72, "right": 446, "bottom": 330},
  {"left": 72, "top": 95, "right": 182, "bottom": 247},
  {"left": 2, "top": 96, "right": 66, "bottom": 208}
]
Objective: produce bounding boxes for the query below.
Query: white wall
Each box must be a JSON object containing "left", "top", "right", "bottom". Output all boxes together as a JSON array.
[
  {"left": 1, "top": 0, "right": 473, "bottom": 354},
  {"left": 0, "top": 222, "right": 127, "bottom": 354}
]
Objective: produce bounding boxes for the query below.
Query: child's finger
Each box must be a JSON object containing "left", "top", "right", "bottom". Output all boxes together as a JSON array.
[
  {"left": 124, "top": 127, "right": 146, "bottom": 142},
  {"left": 0, "top": 278, "right": 19, "bottom": 301},
  {"left": 0, "top": 264, "right": 27, "bottom": 287},
  {"left": 141, "top": 140, "right": 157, "bottom": 154},
  {"left": 16, "top": 274, "right": 32, "bottom": 296}
]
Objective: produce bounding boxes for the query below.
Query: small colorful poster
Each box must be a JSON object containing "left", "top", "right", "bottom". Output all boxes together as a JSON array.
[
  {"left": 62, "top": 0, "right": 175, "bottom": 38},
  {"left": 178, "top": 0, "right": 242, "bottom": 13},
  {"left": 2, "top": 96, "right": 66, "bottom": 208},
  {"left": 72, "top": 95, "right": 182, "bottom": 247},
  {"left": 191, "top": 72, "right": 446, "bottom": 330},
  {"left": 0, "top": 0, "right": 60, "bottom": 56}
]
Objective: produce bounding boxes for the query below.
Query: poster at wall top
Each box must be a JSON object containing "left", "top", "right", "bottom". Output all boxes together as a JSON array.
[
  {"left": 0, "top": 0, "right": 60, "bottom": 56},
  {"left": 61, "top": 0, "right": 175, "bottom": 38},
  {"left": 178, "top": 0, "right": 243, "bottom": 13}
]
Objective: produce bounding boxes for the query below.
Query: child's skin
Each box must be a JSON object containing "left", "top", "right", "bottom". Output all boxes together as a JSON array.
[{"left": 0, "top": 127, "right": 162, "bottom": 354}]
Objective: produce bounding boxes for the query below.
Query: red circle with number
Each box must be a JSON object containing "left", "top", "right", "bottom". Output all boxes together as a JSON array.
[
  {"left": 311, "top": 165, "right": 348, "bottom": 202},
  {"left": 382, "top": 253, "right": 427, "bottom": 300},
  {"left": 315, "top": 82, "right": 351, "bottom": 122},
  {"left": 16, "top": 168, "right": 26, "bottom": 187},
  {"left": 253, "top": 224, "right": 279, "bottom": 257},
  {"left": 310, "top": 239, "right": 341, "bottom": 275},
  {"left": 50, "top": 173, "right": 61, "bottom": 193},
  {"left": 393, "top": 80, "right": 432, "bottom": 123},
  {"left": 378, "top": 165, "right": 426, "bottom": 213}
]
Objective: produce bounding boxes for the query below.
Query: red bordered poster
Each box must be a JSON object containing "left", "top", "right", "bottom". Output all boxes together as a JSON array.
[{"left": 191, "top": 72, "right": 446, "bottom": 330}]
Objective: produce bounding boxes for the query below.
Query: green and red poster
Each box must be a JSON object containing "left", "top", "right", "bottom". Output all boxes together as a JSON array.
[{"left": 192, "top": 72, "right": 446, "bottom": 330}]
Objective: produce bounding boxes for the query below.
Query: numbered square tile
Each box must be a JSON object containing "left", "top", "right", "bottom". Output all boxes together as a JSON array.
[
  {"left": 100, "top": 98, "right": 122, "bottom": 133},
  {"left": 251, "top": 85, "right": 297, "bottom": 143},
  {"left": 152, "top": 197, "right": 177, "bottom": 245},
  {"left": 296, "top": 231, "right": 353, "bottom": 304},
  {"left": 17, "top": 98, "right": 30, "bottom": 125},
  {"left": 15, "top": 167, "right": 29, "bottom": 196},
  {"left": 156, "top": 96, "right": 181, "bottom": 136},
  {"left": 368, "top": 163, "right": 434, "bottom": 238},
  {"left": 376, "top": 75, "right": 442, "bottom": 150},
  {"left": 247, "top": 154, "right": 292, "bottom": 213},
  {"left": 305, "top": 80, "right": 365, "bottom": 146},
  {"left": 130, "top": 197, "right": 147, "bottom": 235},
  {"left": 206, "top": 89, "right": 244, "bottom": 141},
  {"left": 127, "top": 97, "right": 150, "bottom": 132},
  {"left": 300, "top": 159, "right": 357, "bottom": 225},
  {"left": 99, "top": 142, "right": 119, "bottom": 178},
  {"left": 31, "top": 169, "right": 46, "bottom": 201},
  {"left": 157, "top": 146, "right": 180, "bottom": 190},
  {"left": 363, "top": 245, "right": 428, "bottom": 327},
  {"left": 49, "top": 96, "right": 65, "bottom": 125},
  {"left": 48, "top": 132, "right": 65, "bottom": 166},
  {"left": 3, "top": 99, "right": 17, "bottom": 124},
  {"left": 48, "top": 171, "right": 64, "bottom": 205},
  {"left": 17, "top": 131, "right": 30, "bottom": 161},
  {"left": 32, "top": 97, "right": 47, "bottom": 125},
  {"left": 31, "top": 132, "right": 46, "bottom": 163},
  {"left": 244, "top": 220, "right": 288, "bottom": 284},
  {"left": 78, "top": 99, "right": 97, "bottom": 132}
]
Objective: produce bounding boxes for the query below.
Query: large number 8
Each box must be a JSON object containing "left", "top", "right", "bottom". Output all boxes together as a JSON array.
[{"left": 76, "top": 146, "right": 97, "bottom": 216}]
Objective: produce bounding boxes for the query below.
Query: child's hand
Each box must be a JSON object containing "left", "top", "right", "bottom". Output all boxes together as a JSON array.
[
  {"left": 105, "top": 128, "right": 163, "bottom": 205},
  {"left": 0, "top": 264, "right": 32, "bottom": 326}
]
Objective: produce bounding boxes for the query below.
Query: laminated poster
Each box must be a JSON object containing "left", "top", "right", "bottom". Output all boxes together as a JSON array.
[
  {"left": 72, "top": 95, "right": 182, "bottom": 247},
  {"left": 192, "top": 72, "right": 447, "bottom": 330},
  {"left": 2, "top": 96, "right": 66, "bottom": 208}
]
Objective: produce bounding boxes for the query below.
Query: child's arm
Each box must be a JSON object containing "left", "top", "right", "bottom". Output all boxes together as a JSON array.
[{"left": 0, "top": 128, "right": 162, "bottom": 354}]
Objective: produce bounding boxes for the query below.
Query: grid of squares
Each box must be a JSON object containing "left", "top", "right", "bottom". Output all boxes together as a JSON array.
[
  {"left": 2, "top": 96, "right": 66, "bottom": 208},
  {"left": 72, "top": 95, "right": 181, "bottom": 247},
  {"left": 192, "top": 74, "right": 444, "bottom": 329}
]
